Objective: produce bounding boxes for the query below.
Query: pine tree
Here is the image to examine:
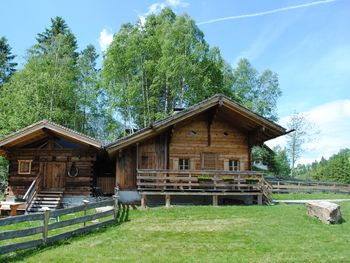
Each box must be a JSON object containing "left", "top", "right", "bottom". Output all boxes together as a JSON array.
[{"left": 0, "top": 36, "right": 17, "bottom": 87}]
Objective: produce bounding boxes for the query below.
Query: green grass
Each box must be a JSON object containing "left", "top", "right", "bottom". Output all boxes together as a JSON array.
[
  {"left": 2, "top": 202, "right": 350, "bottom": 263},
  {"left": 273, "top": 192, "right": 350, "bottom": 200}
]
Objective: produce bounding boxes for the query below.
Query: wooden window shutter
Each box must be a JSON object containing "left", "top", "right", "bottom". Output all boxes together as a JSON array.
[
  {"left": 202, "top": 153, "right": 218, "bottom": 170},
  {"left": 224, "top": 159, "right": 229, "bottom": 171},
  {"left": 173, "top": 158, "right": 179, "bottom": 170},
  {"left": 190, "top": 159, "right": 196, "bottom": 170}
]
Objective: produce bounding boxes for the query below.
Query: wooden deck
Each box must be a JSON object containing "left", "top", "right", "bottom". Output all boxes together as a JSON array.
[{"left": 137, "top": 170, "right": 272, "bottom": 206}]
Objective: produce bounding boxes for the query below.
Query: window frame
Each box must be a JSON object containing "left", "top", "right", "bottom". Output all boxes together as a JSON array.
[
  {"left": 18, "top": 160, "right": 32, "bottom": 175},
  {"left": 229, "top": 160, "right": 240, "bottom": 171},
  {"left": 179, "top": 158, "right": 190, "bottom": 170}
]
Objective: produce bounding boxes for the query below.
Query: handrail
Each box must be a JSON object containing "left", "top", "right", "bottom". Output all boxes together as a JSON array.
[
  {"left": 23, "top": 174, "right": 42, "bottom": 211},
  {"left": 23, "top": 179, "right": 36, "bottom": 201}
]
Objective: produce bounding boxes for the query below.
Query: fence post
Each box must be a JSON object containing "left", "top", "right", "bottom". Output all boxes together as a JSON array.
[
  {"left": 83, "top": 200, "right": 89, "bottom": 227},
  {"left": 113, "top": 194, "right": 119, "bottom": 223},
  {"left": 42, "top": 207, "right": 50, "bottom": 245}
]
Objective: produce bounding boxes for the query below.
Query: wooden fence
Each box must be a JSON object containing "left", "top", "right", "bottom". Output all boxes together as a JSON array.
[
  {"left": 267, "top": 179, "right": 350, "bottom": 194},
  {"left": 0, "top": 198, "right": 120, "bottom": 255}
]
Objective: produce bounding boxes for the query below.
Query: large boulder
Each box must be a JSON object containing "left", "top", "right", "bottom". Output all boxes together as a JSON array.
[{"left": 306, "top": 201, "right": 342, "bottom": 224}]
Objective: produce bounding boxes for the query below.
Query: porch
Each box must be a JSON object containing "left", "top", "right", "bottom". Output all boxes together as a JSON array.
[{"left": 137, "top": 170, "right": 272, "bottom": 206}]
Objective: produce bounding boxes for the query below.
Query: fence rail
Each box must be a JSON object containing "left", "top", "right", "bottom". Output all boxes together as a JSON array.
[
  {"left": 0, "top": 197, "right": 119, "bottom": 255},
  {"left": 267, "top": 179, "right": 350, "bottom": 194}
]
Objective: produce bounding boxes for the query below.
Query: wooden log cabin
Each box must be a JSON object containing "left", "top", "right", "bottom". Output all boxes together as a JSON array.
[
  {"left": 0, "top": 120, "right": 115, "bottom": 213},
  {"left": 106, "top": 94, "right": 287, "bottom": 206},
  {"left": 0, "top": 94, "right": 287, "bottom": 211}
]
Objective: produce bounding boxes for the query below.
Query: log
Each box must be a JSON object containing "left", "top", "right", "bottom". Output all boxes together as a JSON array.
[{"left": 306, "top": 201, "right": 342, "bottom": 224}]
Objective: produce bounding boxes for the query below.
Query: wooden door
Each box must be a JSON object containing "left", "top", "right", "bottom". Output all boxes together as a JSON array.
[{"left": 41, "top": 162, "right": 66, "bottom": 189}]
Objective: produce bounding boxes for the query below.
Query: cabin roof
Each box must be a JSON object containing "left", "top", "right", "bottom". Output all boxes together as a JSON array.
[
  {"left": 0, "top": 120, "right": 102, "bottom": 153},
  {"left": 106, "top": 94, "right": 287, "bottom": 155}
]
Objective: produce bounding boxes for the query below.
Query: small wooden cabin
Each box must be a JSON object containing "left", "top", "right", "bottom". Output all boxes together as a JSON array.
[
  {"left": 0, "top": 120, "right": 114, "bottom": 212},
  {"left": 106, "top": 94, "right": 286, "bottom": 206}
]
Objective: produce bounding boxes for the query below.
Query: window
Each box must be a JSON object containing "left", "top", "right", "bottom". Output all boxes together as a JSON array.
[
  {"left": 229, "top": 160, "right": 240, "bottom": 171},
  {"left": 18, "top": 160, "right": 32, "bottom": 174},
  {"left": 179, "top": 159, "right": 190, "bottom": 170}
]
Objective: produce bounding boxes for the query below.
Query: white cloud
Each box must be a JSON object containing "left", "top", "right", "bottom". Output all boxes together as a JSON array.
[
  {"left": 138, "top": 0, "right": 189, "bottom": 25},
  {"left": 197, "top": 0, "right": 337, "bottom": 25},
  {"left": 266, "top": 99, "right": 350, "bottom": 164},
  {"left": 99, "top": 28, "right": 114, "bottom": 52}
]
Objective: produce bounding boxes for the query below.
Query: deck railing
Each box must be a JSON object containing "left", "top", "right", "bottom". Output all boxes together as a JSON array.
[{"left": 137, "top": 169, "right": 271, "bottom": 194}]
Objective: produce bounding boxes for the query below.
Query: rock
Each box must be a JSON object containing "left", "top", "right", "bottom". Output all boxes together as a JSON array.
[{"left": 306, "top": 201, "right": 342, "bottom": 224}]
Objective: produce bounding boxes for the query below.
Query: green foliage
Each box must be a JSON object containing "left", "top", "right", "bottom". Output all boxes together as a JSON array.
[
  {"left": 252, "top": 145, "right": 290, "bottom": 177},
  {"left": 231, "top": 58, "right": 281, "bottom": 121},
  {"left": 103, "top": 8, "right": 281, "bottom": 133},
  {"left": 0, "top": 157, "right": 8, "bottom": 197},
  {"left": 295, "top": 149, "right": 350, "bottom": 183},
  {"left": 0, "top": 36, "right": 17, "bottom": 87},
  {"left": 0, "top": 17, "right": 113, "bottom": 141}
]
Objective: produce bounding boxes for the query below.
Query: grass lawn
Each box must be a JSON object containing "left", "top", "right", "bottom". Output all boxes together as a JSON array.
[
  {"left": 273, "top": 192, "right": 350, "bottom": 200},
  {"left": 1, "top": 200, "right": 350, "bottom": 263}
]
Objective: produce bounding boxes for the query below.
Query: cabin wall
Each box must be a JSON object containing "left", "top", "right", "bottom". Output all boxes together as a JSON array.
[
  {"left": 116, "top": 113, "right": 251, "bottom": 190},
  {"left": 7, "top": 149, "right": 97, "bottom": 198},
  {"left": 116, "top": 146, "right": 137, "bottom": 190},
  {"left": 116, "top": 134, "right": 168, "bottom": 190},
  {"left": 169, "top": 114, "right": 250, "bottom": 171}
]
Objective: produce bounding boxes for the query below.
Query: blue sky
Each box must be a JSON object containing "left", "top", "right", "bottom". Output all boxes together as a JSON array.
[{"left": 1, "top": 0, "right": 349, "bottom": 164}]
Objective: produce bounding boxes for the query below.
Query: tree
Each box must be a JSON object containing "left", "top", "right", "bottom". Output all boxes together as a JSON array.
[
  {"left": 272, "top": 146, "right": 291, "bottom": 177},
  {"left": 0, "top": 36, "right": 17, "bottom": 87},
  {"left": 252, "top": 145, "right": 290, "bottom": 177},
  {"left": 34, "top": 17, "right": 78, "bottom": 59},
  {"left": 286, "top": 112, "right": 318, "bottom": 177},
  {"left": 0, "top": 17, "right": 81, "bottom": 136},
  {"left": 231, "top": 58, "right": 281, "bottom": 121},
  {"left": 77, "top": 45, "right": 99, "bottom": 134},
  {"left": 103, "top": 8, "right": 281, "bottom": 134}
]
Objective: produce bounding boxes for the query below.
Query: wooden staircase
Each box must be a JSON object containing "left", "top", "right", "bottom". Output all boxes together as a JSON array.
[
  {"left": 27, "top": 190, "right": 63, "bottom": 213},
  {"left": 258, "top": 178, "right": 273, "bottom": 205}
]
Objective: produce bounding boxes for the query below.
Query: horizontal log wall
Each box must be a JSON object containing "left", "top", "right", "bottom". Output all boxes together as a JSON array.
[
  {"left": 7, "top": 149, "right": 97, "bottom": 197},
  {"left": 169, "top": 114, "right": 249, "bottom": 171}
]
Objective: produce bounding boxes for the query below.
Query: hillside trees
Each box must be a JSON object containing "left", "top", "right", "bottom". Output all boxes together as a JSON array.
[
  {"left": 0, "top": 37, "right": 17, "bottom": 87},
  {"left": 0, "top": 17, "right": 107, "bottom": 139},
  {"left": 295, "top": 149, "right": 350, "bottom": 183},
  {"left": 103, "top": 8, "right": 282, "bottom": 134}
]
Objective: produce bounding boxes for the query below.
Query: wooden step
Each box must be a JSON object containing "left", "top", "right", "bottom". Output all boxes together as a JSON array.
[{"left": 33, "top": 198, "right": 61, "bottom": 202}]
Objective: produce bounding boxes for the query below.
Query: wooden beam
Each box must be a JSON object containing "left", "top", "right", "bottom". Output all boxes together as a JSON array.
[
  {"left": 248, "top": 126, "right": 266, "bottom": 146},
  {"left": 141, "top": 194, "right": 147, "bottom": 209},
  {"left": 207, "top": 106, "right": 219, "bottom": 146},
  {"left": 165, "top": 194, "right": 171, "bottom": 208},
  {"left": 212, "top": 195, "right": 218, "bottom": 206},
  {"left": 257, "top": 194, "right": 263, "bottom": 205}
]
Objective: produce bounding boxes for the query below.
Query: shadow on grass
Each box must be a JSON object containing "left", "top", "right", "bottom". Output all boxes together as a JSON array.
[{"left": 0, "top": 204, "right": 130, "bottom": 263}]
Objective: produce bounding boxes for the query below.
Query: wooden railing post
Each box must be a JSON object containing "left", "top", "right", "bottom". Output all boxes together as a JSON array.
[
  {"left": 165, "top": 194, "right": 171, "bottom": 208},
  {"left": 83, "top": 200, "right": 89, "bottom": 227},
  {"left": 113, "top": 195, "right": 119, "bottom": 222},
  {"left": 42, "top": 207, "right": 50, "bottom": 245}
]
